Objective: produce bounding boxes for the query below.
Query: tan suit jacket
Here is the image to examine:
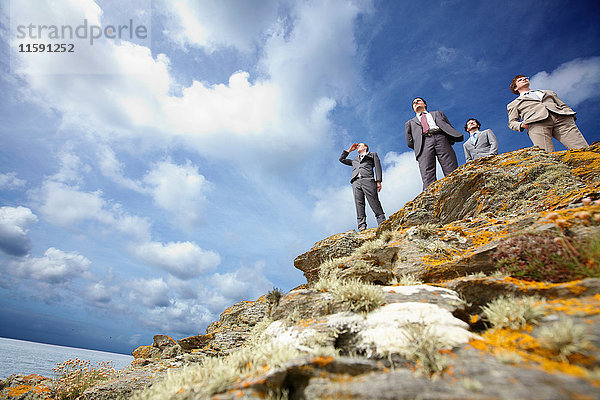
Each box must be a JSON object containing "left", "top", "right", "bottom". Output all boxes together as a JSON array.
[{"left": 507, "top": 90, "right": 576, "bottom": 132}]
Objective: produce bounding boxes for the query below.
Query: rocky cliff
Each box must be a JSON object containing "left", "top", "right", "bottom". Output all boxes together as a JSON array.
[{"left": 3, "top": 144, "right": 600, "bottom": 400}]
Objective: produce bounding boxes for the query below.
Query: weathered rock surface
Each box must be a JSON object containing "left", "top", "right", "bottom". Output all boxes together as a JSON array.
[
  {"left": 294, "top": 229, "right": 376, "bottom": 283},
  {"left": 179, "top": 295, "right": 269, "bottom": 357},
  {"left": 0, "top": 374, "right": 52, "bottom": 400}
]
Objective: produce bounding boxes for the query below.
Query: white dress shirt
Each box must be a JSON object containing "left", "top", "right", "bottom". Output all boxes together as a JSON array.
[
  {"left": 416, "top": 111, "right": 440, "bottom": 130},
  {"left": 520, "top": 90, "right": 544, "bottom": 101}
]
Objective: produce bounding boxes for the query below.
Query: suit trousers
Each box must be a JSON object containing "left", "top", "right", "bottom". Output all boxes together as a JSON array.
[
  {"left": 417, "top": 133, "right": 458, "bottom": 190},
  {"left": 352, "top": 178, "right": 385, "bottom": 231},
  {"left": 527, "top": 113, "right": 588, "bottom": 153}
]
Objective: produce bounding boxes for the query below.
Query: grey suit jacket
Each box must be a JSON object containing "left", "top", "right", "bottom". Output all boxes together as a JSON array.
[
  {"left": 405, "top": 111, "right": 464, "bottom": 159},
  {"left": 463, "top": 129, "right": 498, "bottom": 162},
  {"left": 339, "top": 151, "right": 383, "bottom": 183},
  {"left": 507, "top": 90, "right": 576, "bottom": 132}
]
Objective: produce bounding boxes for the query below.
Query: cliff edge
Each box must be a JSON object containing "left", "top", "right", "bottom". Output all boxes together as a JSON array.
[{"left": 3, "top": 144, "right": 600, "bottom": 400}]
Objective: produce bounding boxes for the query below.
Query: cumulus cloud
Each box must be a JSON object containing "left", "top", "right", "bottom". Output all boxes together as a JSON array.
[
  {"left": 34, "top": 176, "right": 152, "bottom": 242},
  {"left": 96, "top": 145, "right": 145, "bottom": 193},
  {"left": 12, "top": 0, "right": 369, "bottom": 171},
  {"left": 127, "top": 276, "right": 216, "bottom": 334},
  {"left": 143, "top": 160, "right": 212, "bottom": 228},
  {"left": 130, "top": 277, "right": 172, "bottom": 308},
  {"left": 143, "top": 297, "right": 215, "bottom": 335},
  {"left": 133, "top": 241, "right": 221, "bottom": 279},
  {"left": 84, "top": 282, "right": 115, "bottom": 304},
  {"left": 0, "top": 206, "right": 38, "bottom": 256},
  {"left": 208, "top": 261, "right": 273, "bottom": 305},
  {"left": 530, "top": 57, "right": 600, "bottom": 106},
  {"left": 162, "top": 0, "right": 278, "bottom": 52},
  {"left": 311, "top": 151, "right": 424, "bottom": 234},
  {"left": 0, "top": 173, "right": 26, "bottom": 190},
  {"left": 377, "top": 151, "right": 426, "bottom": 214},
  {"left": 6, "top": 247, "right": 91, "bottom": 284},
  {"left": 311, "top": 185, "right": 355, "bottom": 234}
]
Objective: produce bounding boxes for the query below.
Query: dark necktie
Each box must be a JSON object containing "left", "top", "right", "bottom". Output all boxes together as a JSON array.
[{"left": 420, "top": 113, "right": 430, "bottom": 134}]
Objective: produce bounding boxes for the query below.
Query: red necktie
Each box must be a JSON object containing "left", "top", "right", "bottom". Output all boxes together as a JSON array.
[{"left": 420, "top": 113, "right": 430, "bottom": 134}]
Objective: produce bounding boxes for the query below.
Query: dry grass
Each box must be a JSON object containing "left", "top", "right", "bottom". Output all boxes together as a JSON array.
[
  {"left": 330, "top": 279, "right": 385, "bottom": 314},
  {"left": 538, "top": 318, "right": 593, "bottom": 361},
  {"left": 133, "top": 341, "right": 301, "bottom": 400},
  {"left": 53, "top": 359, "right": 117, "bottom": 399},
  {"left": 401, "top": 323, "right": 451, "bottom": 376},
  {"left": 481, "top": 295, "right": 545, "bottom": 330},
  {"left": 389, "top": 273, "right": 423, "bottom": 286}
]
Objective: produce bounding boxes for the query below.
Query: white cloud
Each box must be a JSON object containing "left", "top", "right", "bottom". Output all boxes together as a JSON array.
[
  {"left": 133, "top": 241, "right": 221, "bottom": 279},
  {"left": 127, "top": 276, "right": 216, "bottom": 334},
  {"left": 12, "top": 0, "right": 370, "bottom": 171},
  {"left": 143, "top": 297, "right": 215, "bottom": 335},
  {"left": 96, "top": 145, "right": 145, "bottom": 193},
  {"left": 84, "top": 282, "right": 115, "bottom": 304},
  {"left": 162, "top": 0, "right": 278, "bottom": 52},
  {"left": 378, "top": 151, "right": 424, "bottom": 214},
  {"left": 130, "top": 277, "right": 171, "bottom": 308},
  {"left": 0, "top": 172, "right": 26, "bottom": 190},
  {"left": 51, "top": 152, "right": 90, "bottom": 184},
  {"left": 143, "top": 160, "right": 212, "bottom": 228},
  {"left": 36, "top": 180, "right": 113, "bottom": 227},
  {"left": 0, "top": 206, "right": 38, "bottom": 256},
  {"left": 311, "top": 185, "right": 355, "bottom": 234},
  {"left": 34, "top": 165, "right": 152, "bottom": 242},
  {"left": 209, "top": 261, "right": 273, "bottom": 303},
  {"left": 530, "top": 56, "right": 600, "bottom": 106},
  {"left": 6, "top": 247, "right": 91, "bottom": 284},
  {"left": 437, "top": 46, "right": 457, "bottom": 63}
]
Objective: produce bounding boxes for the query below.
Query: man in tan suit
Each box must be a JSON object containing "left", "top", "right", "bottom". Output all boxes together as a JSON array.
[{"left": 507, "top": 75, "right": 588, "bottom": 152}]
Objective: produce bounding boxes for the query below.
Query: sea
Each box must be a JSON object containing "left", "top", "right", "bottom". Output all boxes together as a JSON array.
[{"left": 0, "top": 337, "right": 134, "bottom": 379}]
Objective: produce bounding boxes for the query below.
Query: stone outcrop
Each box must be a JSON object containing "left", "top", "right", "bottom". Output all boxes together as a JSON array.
[
  {"left": 177, "top": 295, "right": 269, "bottom": 357},
  {"left": 5, "top": 144, "right": 600, "bottom": 400}
]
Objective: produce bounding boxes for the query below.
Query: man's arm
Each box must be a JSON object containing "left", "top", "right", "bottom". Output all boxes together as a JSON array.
[
  {"left": 339, "top": 150, "right": 353, "bottom": 166},
  {"left": 507, "top": 101, "right": 525, "bottom": 132},
  {"left": 405, "top": 121, "right": 414, "bottom": 149},
  {"left": 373, "top": 152, "right": 383, "bottom": 182},
  {"left": 437, "top": 111, "right": 463, "bottom": 141},
  {"left": 463, "top": 143, "right": 472, "bottom": 162},
  {"left": 339, "top": 143, "right": 358, "bottom": 166},
  {"left": 486, "top": 129, "right": 498, "bottom": 155},
  {"left": 373, "top": 152, "right": 383, "bottom": 192}
]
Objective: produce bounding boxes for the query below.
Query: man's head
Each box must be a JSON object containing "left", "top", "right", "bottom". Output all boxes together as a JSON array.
[
  {"left": 510, "top": 75, "right": 530, "bottom": 95},
  {"left": 412, "top": 97, "right": 427, "bottom": 113},
  {"left": 357, "top": 143, "right": 369, "bottom": 154},
  {"left": 464, "top": 118, "right": 481, "bottom": 132}
]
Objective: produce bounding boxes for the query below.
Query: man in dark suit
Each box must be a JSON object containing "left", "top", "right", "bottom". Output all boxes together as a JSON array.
[
  {"left": 405, "top": 97, "right": 463, "bottom": 190},
  {"left": 339, "top": 142, "right": 386, "bottom": 231},
  {"left": 463, "top": 118, "right": 498, "bottom": 162}
]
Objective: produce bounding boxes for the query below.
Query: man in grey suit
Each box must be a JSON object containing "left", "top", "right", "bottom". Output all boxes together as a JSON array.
[
  {"left": 339, "top": 142, "right": 385, "bottom": 231},
  {"left": 507, "top": 75, "right": 588, "bottom": 152},
  {"left": 463, "top": 118, "right": 498, "bottom": 162},
  {"left": 405, "top": 97, "right": 464, "bottom": 190}
]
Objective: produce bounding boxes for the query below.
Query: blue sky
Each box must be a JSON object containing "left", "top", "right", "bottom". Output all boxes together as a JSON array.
[{"left": 0, "top": 0, "right": 599, "bottom": 354}]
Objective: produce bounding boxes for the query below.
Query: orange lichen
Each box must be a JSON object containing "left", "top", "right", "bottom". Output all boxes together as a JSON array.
[
  {"left": 7, "top": 385, "right": 33, "bottom": 397},
  {"left": 544, "top": 294, "right": 600, "bottom": 316},
  {"left": 500, "top": 277, "right": 589, "bottom": 296},
  {"left": 469, "top": 328, "right": 596, "bottom": 379},
  {"left": 312, "top": 356, "right": 335, "bottom": 367}
]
